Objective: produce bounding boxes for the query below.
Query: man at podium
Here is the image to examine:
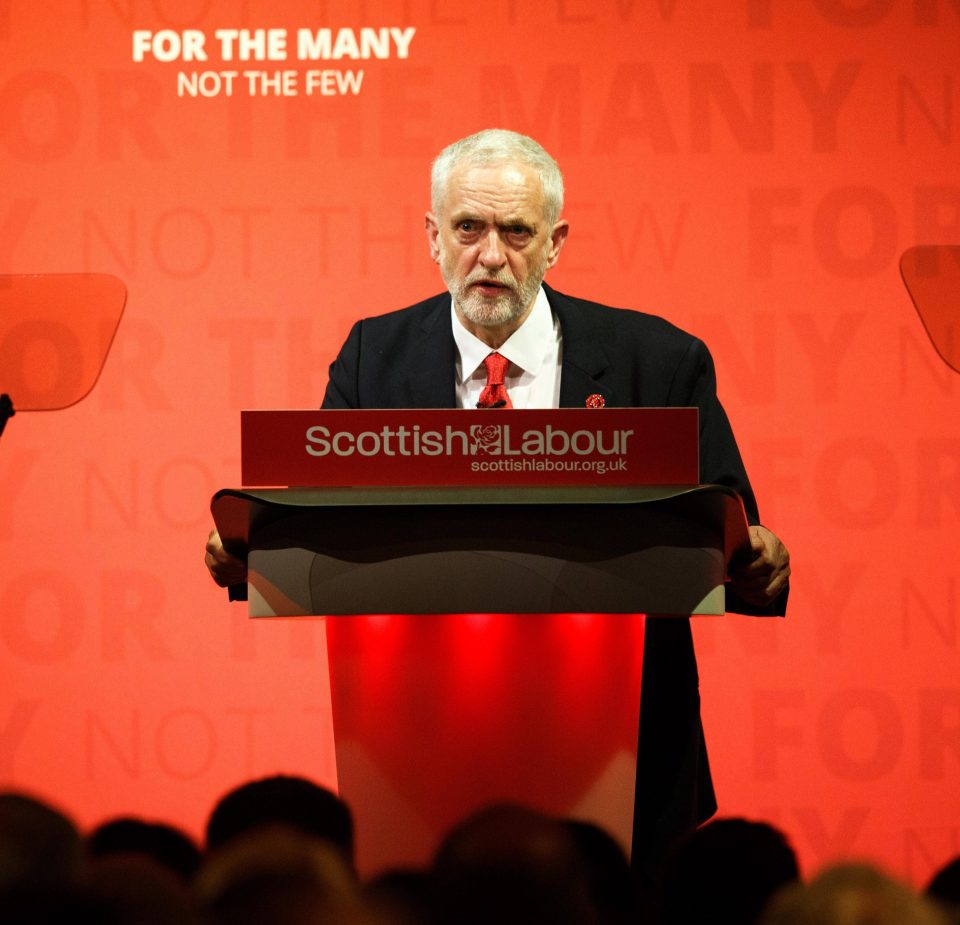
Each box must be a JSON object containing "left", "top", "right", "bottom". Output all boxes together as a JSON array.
[{"left": 205, "top": 128, "right": 790, "bottom": 877}]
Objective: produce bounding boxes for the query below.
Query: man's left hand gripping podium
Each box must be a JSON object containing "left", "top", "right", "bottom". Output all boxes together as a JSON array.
[{"left": 210, "top": 407, "right": 754, "bottom": 618}]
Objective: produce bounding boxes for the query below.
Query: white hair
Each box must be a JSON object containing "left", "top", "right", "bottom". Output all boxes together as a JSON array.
[{"left": 431, "top": 129, "right": 564, "bottom": 225}]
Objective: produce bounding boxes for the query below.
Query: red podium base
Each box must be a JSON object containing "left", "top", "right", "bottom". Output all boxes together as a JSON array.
[{"left": 324, "top": 612, "right": 646, "bottom": 874}]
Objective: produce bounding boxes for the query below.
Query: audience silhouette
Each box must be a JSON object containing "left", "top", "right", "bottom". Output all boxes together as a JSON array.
[
  {"left": 927, "top": 856, "right": 960, "bottom": 919},
  {"left": 87, "top": 816, "right": 202, "bottom": 882},
  {"left": 0, "top": 791, "right": 85, "bottom": 892},
  {"left": 195, "top": 827, "right": 363, "bottom": 925},
  {"left": 1, "top": 780, "right": 958, "bottom": 925},
  {"left": 432, "top": 803, "right": 596, "bottom": 925},
  {"left": 86, "top": 854, "right": 202, "bottom": 925},
  {"left": 562, "top": 818, "right": 638, "bottom": 925},
  {"left": 760, "top": 862, "right": 950, "bottom": 925},
  {"left": 655, "top": 817, "right": 800, "bottom": 925},
  {"left": 205, "top": 774, "right": 355, "bottom": 870}
]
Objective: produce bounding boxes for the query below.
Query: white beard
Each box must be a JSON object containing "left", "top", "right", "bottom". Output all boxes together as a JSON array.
[{"left": 442, "top": 260, "right": 546, "bottom": 330}]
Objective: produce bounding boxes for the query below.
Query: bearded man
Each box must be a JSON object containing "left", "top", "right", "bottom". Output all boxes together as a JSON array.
[{"left": 206, "top": 128, "right": 790, "bottom": 878}]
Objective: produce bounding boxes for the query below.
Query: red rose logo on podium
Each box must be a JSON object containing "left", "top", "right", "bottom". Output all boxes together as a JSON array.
[{"left": 470, "top": 423, "right": 502, "bottom": 454}]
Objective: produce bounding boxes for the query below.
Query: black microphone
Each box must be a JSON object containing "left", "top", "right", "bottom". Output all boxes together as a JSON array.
[{"left": 476, "top": 399, "right": 507, "bottom": 409}]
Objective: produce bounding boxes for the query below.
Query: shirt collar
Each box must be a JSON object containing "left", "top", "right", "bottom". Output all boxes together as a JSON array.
[{"left": 451, "top": 286, "right": 553, "bottom": 380}]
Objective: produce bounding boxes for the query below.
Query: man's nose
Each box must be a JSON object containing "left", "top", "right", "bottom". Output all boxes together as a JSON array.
[{"left": 478, "top": 230, "right": 506, "bottom": 269}]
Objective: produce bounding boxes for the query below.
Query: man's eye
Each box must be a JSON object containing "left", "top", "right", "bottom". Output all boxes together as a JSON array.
[
  {"left": 506, "top": 226, "right": 532, "bottom": 240},
  {"left": 458, "top": 221, "right": 477, "bottom": 233}
]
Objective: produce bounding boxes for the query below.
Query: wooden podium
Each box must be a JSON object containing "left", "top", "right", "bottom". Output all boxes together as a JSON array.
[{"left": 212, "top": 409, "right": 753, "bottom": 873}]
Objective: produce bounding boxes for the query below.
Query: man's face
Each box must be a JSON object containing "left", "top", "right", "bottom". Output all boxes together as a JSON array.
[{"left": 425, "top": 161, "right": 568, "bottom": 339}]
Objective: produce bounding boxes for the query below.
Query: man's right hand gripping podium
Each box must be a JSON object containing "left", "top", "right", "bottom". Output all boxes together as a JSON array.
[{"left": 204, "top": 129, "right": 790, "bottom": 871}]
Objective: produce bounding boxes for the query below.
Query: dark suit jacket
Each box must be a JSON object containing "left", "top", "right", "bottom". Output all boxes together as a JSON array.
[{"left": 322, "top": 283, "right": 782, "bottom": 878}]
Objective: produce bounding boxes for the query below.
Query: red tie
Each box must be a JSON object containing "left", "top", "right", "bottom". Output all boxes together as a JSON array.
[{"left": 477, "top": 352, "right": 513, "bottom": 409}]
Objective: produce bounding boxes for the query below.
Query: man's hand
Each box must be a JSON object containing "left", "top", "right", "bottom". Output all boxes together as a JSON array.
[
  {"left": 728, "top": 525, "right": 790, "bottom": 607},
  {"left": 204, "top": 528, "right": 247, "bottom": 588}
]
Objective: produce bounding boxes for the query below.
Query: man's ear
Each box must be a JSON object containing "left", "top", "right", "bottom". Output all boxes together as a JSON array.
[
  {"left": 425, "top": 212, "right": 441, "bottom": 264},
  {"left": 546, "top": 220, "right": 569, "bottom": 269}
]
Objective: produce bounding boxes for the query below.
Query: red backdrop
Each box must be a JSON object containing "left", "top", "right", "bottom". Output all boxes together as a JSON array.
[{"left": 2, "top": 0, "right": 959, "bottom": 884}]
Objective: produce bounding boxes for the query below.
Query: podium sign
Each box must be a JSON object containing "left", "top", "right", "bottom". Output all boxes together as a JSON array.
[
  {"left": 241, "top": 408, "right": 698, "bottom": 488},
  {"left": 217, "top": 407, "right": 736, "bottom": 618}
]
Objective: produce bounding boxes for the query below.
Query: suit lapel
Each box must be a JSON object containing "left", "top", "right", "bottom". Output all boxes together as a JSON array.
[
  {"left": 546, "top": 285, "right": 618, "bottom": 409},
  {"left": 407, "top": 293, "right": 458, "bottom": 409},
  {"left": 411, "top": 285, "right": 617, "bottom": 409}
]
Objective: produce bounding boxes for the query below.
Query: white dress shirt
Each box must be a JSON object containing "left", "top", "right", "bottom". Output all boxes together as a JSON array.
[{"left": 451, "top": 286, "right": 563, "bottom": 410}]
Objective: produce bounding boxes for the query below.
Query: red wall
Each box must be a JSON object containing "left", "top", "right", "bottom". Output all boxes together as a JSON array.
[{"left": 1, "top": 0, "right": 958, "bottom": 884}]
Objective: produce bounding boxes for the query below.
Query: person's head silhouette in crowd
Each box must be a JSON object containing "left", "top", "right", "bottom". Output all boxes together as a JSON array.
[
  {"left": 87, "top": 816, "right": 201, "bottom": 882},
  {"left": 195, "top": 826, "right": 365, "bottom": 925},
  {"left": 927, "top": 856, "right": 960, "bottom": 917},
  {"left": 0, "top": 791, "right": 85, "bottom": 892},
  {"left": 561, "top": 819, "right": 637, "bottom": 925},
  {"left": 657, "top": 817, "right": 800, "bottom": 925},
  {"left": 205, "top": 775, "right": 355, "bottom": 870},
  {"left": 431, "top": 802, "right": 596, "bottom": 925},
  {"left": 362, "top": 868, "right": 435, "bottom": 925},
  {"left": 761, "top": 862, "right": 949, "bottom": 925},
  {"left": 86, "top": 854, "right": 202, "bottom": 925},
  {"left": 0, "top": 791, "right": 98, "bottom": 922}
]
